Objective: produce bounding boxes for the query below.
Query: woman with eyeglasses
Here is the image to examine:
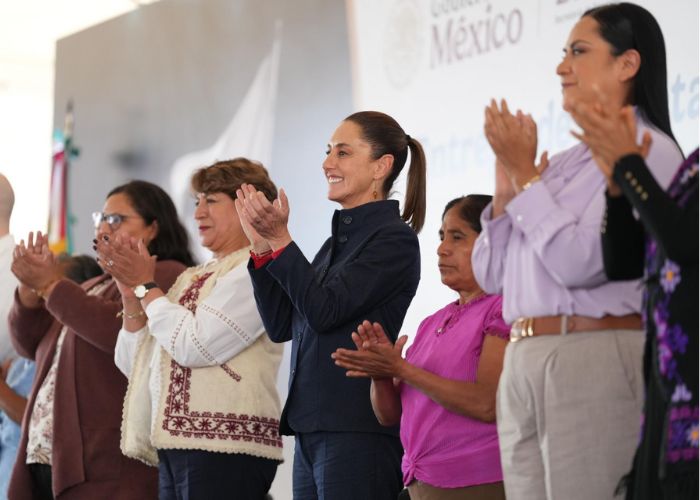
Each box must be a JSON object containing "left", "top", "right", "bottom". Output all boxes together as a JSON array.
[{"left": 8, "top": 180, "right": 194, "bottom": 500}]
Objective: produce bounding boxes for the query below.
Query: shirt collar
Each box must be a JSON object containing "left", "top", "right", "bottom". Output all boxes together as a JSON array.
[{"left": 331, "top": 200, "right": 401, "bottom": 238}]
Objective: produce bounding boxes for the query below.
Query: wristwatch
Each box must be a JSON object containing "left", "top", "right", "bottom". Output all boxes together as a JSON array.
[{"left": 133, "top": 282, "right": 158, "bottom": 299}]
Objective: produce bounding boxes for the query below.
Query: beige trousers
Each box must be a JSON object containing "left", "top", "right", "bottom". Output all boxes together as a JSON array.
[
  {"left": 496, "top": 329, "right": 645, "bottom": 500},
  {"left": 407, "top": 480, "right": 506, "bottom": 500}
]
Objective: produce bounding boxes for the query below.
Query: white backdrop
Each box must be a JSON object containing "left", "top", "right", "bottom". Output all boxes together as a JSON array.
[{"left": 346, "top": 0, "right": 699, "bottom": 342}]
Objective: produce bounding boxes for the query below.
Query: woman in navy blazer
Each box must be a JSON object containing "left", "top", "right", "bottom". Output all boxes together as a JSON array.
[{"left": 236, "top": 111, "right": 426, "bottom": 500}]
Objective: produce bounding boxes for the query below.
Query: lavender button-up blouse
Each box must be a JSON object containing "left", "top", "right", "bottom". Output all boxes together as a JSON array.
[{"left": 472, "top": 118, "right": 683, "bottom": 324}]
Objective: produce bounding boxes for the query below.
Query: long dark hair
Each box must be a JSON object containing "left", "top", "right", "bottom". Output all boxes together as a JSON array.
[
  {"left": 442, "top": 195, "right": 492, "bottom": 233},
  {"left": 108, "top": 181, "right": 195, "bottom": 267},
  {"left": 583, "top": 3, "right": 678, "bottom": 146},
  {"left": 344, "top": 111, "right": 427, "bottom": 233}
]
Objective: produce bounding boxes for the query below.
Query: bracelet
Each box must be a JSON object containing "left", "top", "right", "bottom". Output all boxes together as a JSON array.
[
  {"left": 521, "top": 174, "right": 541, "bottom": 191},
  {"left": 116, "top": 309, "right": 146, "bottom": 320},
  {"left": 33, "top": 280, "right": 60, "bottom": 299}
]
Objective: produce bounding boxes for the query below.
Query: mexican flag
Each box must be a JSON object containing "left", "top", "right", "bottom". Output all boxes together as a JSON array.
[{"left": 48, "top": 103, "right": 78, "bottom": 254}]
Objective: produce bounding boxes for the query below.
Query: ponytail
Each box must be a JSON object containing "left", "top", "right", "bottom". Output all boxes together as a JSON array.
[
  {"left": 402, "top": 137, "right": 426, "bottom": 233},
  {"left": 344, "top": 110, "right": 428, "bottom": 234}
]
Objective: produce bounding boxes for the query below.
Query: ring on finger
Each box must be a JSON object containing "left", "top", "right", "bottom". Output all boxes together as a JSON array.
[{"left": 107, "top": 259, "right": 114, "bottom": 267}]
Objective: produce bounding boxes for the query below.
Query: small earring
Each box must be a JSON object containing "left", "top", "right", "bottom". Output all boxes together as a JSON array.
[{"left": 373, "top": 181, "right": 378, "bottom": 200}]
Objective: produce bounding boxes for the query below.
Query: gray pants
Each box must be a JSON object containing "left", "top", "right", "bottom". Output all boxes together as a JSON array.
[{"left": 496, "top": 329, "right": 645, "bottom": 500}]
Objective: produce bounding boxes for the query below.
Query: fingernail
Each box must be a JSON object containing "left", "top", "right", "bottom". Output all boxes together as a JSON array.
[
  {"left": 92, "top": 239, "right": 97, "bottom": 244},
  {"left": 92, "top": 245, "right": 97, "bottom": 251},
  {"left": 102, "top": 235, "right": 109, "bottom": 241}
]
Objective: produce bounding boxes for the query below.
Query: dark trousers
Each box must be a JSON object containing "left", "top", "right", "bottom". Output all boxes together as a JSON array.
[
  {"left": 28, "top": 463, "right": 53, "bottom": 500},
  {"left": 293, "top": 431, "right": 403, "bottom": 500},
  {"left": 157, "top": 448, "right": 278, "bottom": 500}
]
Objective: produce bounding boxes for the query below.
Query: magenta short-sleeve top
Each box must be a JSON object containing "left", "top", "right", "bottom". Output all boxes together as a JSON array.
[{"left": 400, "top": 294, "right": 510, "bottom": 488}]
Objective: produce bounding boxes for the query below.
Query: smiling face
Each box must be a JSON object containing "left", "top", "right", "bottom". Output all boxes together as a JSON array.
[
  {"left": 323, "top": 120, "right": 390, "bottom": 209},
  {"left": 96, "top": 192, "right": 157, "bottom": 246},
  {"left": 557, "top": 16, "right": 634, "bottom": 111},
  {"left": 437, "top": 206, "right": 481, "bottom": 296},
  {"left": 194, "top": 191, "right": 248, "bottom": 258}
]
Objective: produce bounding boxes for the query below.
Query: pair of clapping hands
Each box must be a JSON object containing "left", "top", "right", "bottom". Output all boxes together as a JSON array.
[
  {"left": 331, "top": 321, "right": 409, "bottom": 380},
  {"left": 11, "top": 231, "right": 63, "bottom": 298},
  {"left": 485, "top": 91, "right": 650, "bottom": 198},
  {"left": 94, "top": 234, "right": 155, "bottom": 298},
  {"left": 234, "top": 184, "right": 292, "bottom": 254}
]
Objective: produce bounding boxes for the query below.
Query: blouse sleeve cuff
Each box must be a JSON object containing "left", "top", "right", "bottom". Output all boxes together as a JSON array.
[
  {"left": 144, "top": 295, "right": 171, "bottom": 316},
  {"left": 480, "top": 202, "right": 512, "bottom": 247},
  {"left": 250, "top": 250, "right": 273, "bottom": 269},
  {"left": 505, "top": 181, "right": 558, "bottom": 233}
]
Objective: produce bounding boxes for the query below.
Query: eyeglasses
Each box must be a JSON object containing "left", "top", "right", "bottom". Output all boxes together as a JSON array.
[{"left": 92, "top": 212, "right": 135, "bottom": 230}]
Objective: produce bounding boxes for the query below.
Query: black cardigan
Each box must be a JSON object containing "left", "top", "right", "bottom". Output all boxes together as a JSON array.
[
  {"left": 602, "top": 149, "right": 698, "bottom": 499},
  {"left": 249, "top": 200, "right": 421, "bottom": 436}
]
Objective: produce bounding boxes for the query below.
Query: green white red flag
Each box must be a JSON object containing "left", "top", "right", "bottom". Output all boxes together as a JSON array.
[{"left": 48, "top": 102, "right": 78, "bottom": 254}]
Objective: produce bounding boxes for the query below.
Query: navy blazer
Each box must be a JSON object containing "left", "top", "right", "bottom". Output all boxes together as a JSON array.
[{"left": 249, "top": 200, "right": 421, "bottom": 436}]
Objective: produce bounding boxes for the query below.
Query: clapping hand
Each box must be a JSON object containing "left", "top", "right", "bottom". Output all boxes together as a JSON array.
[
  {"left": 236, "top": 183, "right": 292, "bottom": 252},
  {"left": 234, "top": 187, "right": 271, "bottom": 254},
  {"left": 332, "top": 321, "right": 408, "bottom": 380},
  {"left": 11, "top": 231, "right": 62, "bottom": 291},
  {"left": 484, "top": 98, "right": 548, "bottom": 190},
  {"left": 95, "top": 233, "right": 156, "bottom": 290}
]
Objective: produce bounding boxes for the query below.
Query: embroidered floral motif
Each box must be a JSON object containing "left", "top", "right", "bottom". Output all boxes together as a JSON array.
[
  {"left": 640, "top": 149, "right": 699, "bottom": 470},
  {"left": 690, "top": 424, "right": 699, "bottom": 448},
  {"left": 672, "top": 383, "right": 693, "bottom": 404},
  {"left": 660, "top": 259, "right": 681, "bottom": 293},
  {"left": 653, "top": 299, "right": 688, "bottom": 383},
  {"left": 668, "top": 149, "right": 699, "bottom": 199},
  {"left": 679, "top": 163, "right": 698, "bottom": 186},
  {"left": 666, "top": 405, "right": 699, "bottom": 463},
  {"left": 176, "top": 272, "right": 242, "bottom": 382},
  {"left": 178, "top": 272, "right": 214, "bottom": 312},
  {"left": 162, "top": 361, "right": 282, "bottom": 447}
]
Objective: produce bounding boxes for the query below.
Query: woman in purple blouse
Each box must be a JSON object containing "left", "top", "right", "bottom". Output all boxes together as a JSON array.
[
  {"left": 333, "top": 195, "right": 510, "bottom": 500},
  {"left": 472, "top": 3, "right": 683, "bottom": 500}
]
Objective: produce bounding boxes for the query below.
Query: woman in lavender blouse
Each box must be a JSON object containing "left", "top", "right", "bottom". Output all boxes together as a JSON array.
[
  {"left": 333, "top": 195, "right": 510, "bottom": 500},
  {"left": 472, "top": 4, "right": 684, "bottom": 500}
]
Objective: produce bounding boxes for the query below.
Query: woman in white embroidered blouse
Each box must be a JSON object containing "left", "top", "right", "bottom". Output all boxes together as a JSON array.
[{"left": 100, "top": 159, "right": 284, "bottom": 500}]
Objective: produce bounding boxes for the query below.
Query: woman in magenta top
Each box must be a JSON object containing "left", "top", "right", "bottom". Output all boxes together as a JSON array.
[{"left": 333, "top": 194, "right": 509, "bottom": 499}]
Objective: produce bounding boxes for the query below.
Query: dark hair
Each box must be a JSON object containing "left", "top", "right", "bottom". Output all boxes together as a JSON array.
[
  {"left": 107, "top": 180, "right": 196, "bottom": 267},
  {"left": 191, "top": 158, "right": 278, "bottom": 202},
  {"left": 442, "top": 194, "right": 493, "bottom": 233},
  {"left": 344, "top": 111, "right": 427, "bottom": 233},
  {"left": 583, "top": 3, "right": 678, "bottom": 145},
  {"left": 58, "top": 254, "right": 104, "bottom": 284}
]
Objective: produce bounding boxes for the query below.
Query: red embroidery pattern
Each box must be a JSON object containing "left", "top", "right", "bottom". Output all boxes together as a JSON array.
[
  {"left": 175, "top": 272, "right": 242, "bottom": 382},
  {"left": 162, "top": 361, "right": 282, "bottom": 447},
  {"left": 178, "top": 272, "right": 214, "bottom": 312}
]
